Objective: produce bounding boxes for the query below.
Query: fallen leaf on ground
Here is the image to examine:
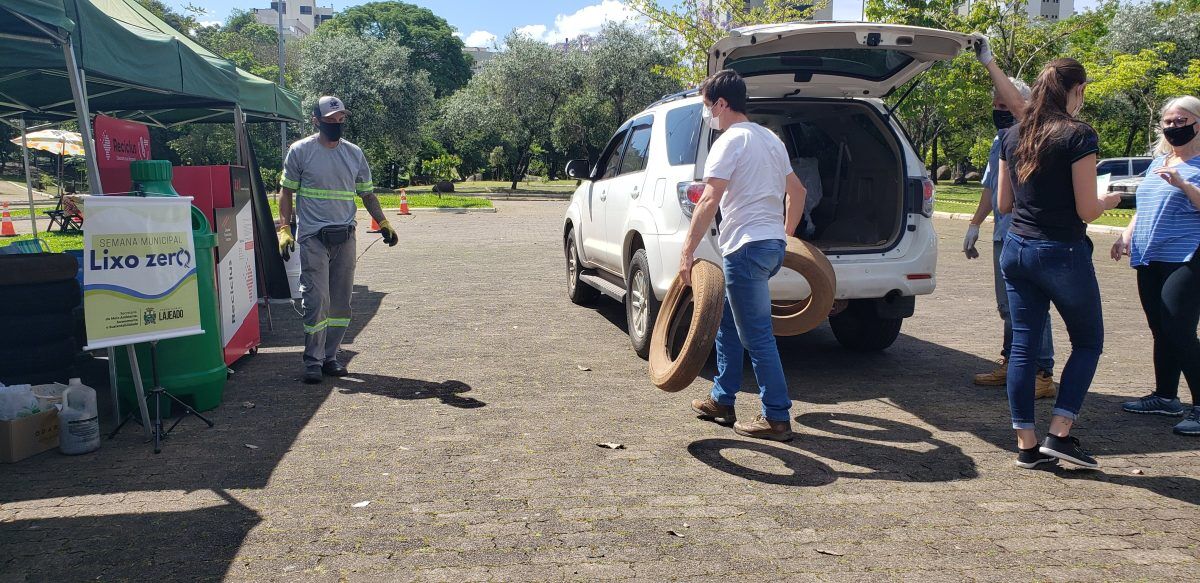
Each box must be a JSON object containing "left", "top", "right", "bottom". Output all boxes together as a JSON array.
[
  {"left": 576, "top": 365, "right": 591, "bottom": 371},
  {"left": 815, "top": 549, "right": 844, "bottom": 557},
  {"left": 596, "top": 443, "right": 625, "bottom": 450},
  {"left": 242, "top": 401, "right": 255, "bottom": 409},
  {"left": 396, "top": 445, "right": 411, "bottom": 451},
  {"left": 667, "top": 530, "right": 685, "bottom": 538},
  {"left": 243, "top": 444, "right": 259, "bottom": 450},
  {"left": 352, "top": 501, "right": 371, "bottom": 508}
]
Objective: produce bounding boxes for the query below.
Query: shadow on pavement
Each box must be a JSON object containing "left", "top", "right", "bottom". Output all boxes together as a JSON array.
[{"left": 332, "top": 373, "right": 485, "bottom": 409}]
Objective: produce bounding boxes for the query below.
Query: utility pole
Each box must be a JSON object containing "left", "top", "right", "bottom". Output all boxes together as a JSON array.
[{"left": 277, "top": 2, "right": 287, "bottom": 165}]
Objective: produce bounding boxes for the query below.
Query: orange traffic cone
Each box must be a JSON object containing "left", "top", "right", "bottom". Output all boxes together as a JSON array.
[
  {"left": 0, "top": 202, "right": 17, "bottom": 237},
  {"left": 398, "top": 189, "right": 411, "bottom": 216},
  {"left": 368, "top": 217, "right": 381, "bottom": 233}
]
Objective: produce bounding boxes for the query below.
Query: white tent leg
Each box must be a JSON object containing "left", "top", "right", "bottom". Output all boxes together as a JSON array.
[
  {"left": 18, "top": 115, "right": 37, "bottom": 239},
  {"left": 62, "top": 36, "right": 102, "bottom": 194}
]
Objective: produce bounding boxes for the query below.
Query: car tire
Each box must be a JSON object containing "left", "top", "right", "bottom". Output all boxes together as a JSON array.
[
  {"left": 565, "top": 229, "right": 599, "bottom": 305},
  {"left": 770, "top": 237, "right": 837, "bottom": 337},
  {"left": 829, "top": 299, "right": 903, "bottom": 351},
  {"left": 649, "top": 259, "right": 725, "bottom": 392},
  {"left": 0, "top": 279, "right": 81, "bottom": 316},
  {"left": 626, "top": 249, "right": 661, "bottom": 359},
  {"left": 0, "top": 337, "right": 79, "bottom": 376},
  {"left": 0, "top": 312, "right": 76, "bottom": 348},
  {"left": 0, "top": 253, "right": 79, "bottom": 287}
]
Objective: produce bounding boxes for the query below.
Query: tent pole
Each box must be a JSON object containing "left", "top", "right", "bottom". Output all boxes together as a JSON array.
[
  {"left": 18, "top": 115, "right": 37, "bottom": 239},
  {"left": 62, "top": 36, "right": 102, "bottom": 194}
]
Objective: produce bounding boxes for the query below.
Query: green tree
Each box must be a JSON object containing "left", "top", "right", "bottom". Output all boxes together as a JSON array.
[
  {"left": 296, "top": 33, "right": 436, "bottom": 187},
  {"left": 316, "top": 2, "right": 473, "bottom": 97}
]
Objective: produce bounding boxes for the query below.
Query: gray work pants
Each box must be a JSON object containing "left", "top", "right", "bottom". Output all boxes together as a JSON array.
[{"left": 300, "top": 231, "right": 355, "bottom": 367}]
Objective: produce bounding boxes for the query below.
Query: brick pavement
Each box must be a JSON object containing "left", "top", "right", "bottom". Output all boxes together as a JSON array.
[{"left": 1, "top": 202, "right": 1197, "bottom": 581}]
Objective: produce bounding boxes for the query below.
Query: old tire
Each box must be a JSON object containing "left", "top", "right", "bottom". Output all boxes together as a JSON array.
[
  {"left": 770, "top": 238, "right": 837, "bottom": 337},
  {"left": 0, "top": 312, "right": 75, "bottom": 348},
  {"left": 0, "top": 253, "right": 79, "bottom": 287},
  {"left": 0, "top": 279, "right": 81, "bottom": 316},
  {"left": 626, "top": 249, "right": 660, "bottom": 360},
  {"left": 829, "top": 299, "right": 903, "bottom": 351},
  {"left": 565, "top": 229, "right": 599, "bottom": 305},
  {"left": 0, "top": 337, "right": 78, "bottom": 376},
  {"left": 649, "top": 260, "right": 725, "bottom": 392}
]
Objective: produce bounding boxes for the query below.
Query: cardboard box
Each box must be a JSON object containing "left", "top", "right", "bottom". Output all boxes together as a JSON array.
[{"left": 1, "top": 409, "right": 59, "bottom": 463}]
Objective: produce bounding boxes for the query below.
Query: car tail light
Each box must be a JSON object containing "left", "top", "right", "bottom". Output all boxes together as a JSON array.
[
  {"left": 906, "top": 273, "right": 933, "bottom": 280},
  {"left": 676, "top": 182, "right": 705, "bottom": 217},
  {"left": 921, "top": 178, "right": 935, "bottom": 217}
]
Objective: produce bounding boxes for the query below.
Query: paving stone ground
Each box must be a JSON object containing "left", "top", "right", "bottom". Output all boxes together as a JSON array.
[{"left": 2, "top": 201, "right": 1198, "bottom": 581}]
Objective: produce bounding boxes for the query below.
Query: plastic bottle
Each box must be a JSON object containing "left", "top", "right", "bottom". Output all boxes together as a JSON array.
[{"left": 59, "top": 378, "right": 100, "bottom": 455}]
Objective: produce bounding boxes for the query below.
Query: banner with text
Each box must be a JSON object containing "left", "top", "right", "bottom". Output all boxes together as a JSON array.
[
  {"left": 93, "top": 115, "right": 151, "bottom": 194},
  {"left": 83, "top": 197, "right": 203, "bottom": 350}
]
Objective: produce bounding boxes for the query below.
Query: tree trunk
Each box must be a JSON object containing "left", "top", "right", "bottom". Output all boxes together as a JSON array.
[
  {"left": 1123, "top": 125, "right": 1139, "bottom": 157},
  {"left": 931, "top": 133, "right": 940, "bottom": 185}
]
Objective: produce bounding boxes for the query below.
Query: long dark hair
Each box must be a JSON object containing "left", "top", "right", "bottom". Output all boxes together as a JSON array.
[{"left": 1014, "top": 58, "right": 1089, "bottom": 183}]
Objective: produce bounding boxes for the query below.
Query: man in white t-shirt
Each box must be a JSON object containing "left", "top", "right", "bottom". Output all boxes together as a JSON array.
[{"left": 681, "top": 70, "right": 807, "bottom": 441}]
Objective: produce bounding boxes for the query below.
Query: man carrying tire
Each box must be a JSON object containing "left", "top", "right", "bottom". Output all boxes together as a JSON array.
[
  {"left": 681, "top": 70, "right": 807, "bottom": 441},
  {"left": 277, "top": 96, "right": 398, "bottom": 384}
]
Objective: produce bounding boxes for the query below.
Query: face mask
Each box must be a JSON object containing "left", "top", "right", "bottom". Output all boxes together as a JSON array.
[
  {"left": 318, "top": 120, "right": 344, "bottom": 142},
  {"left": 1163, "top": 122, "right": 1197, "bottom": 147},
  {"left": 992, "top": 109, "right": 1015, "bottom": 131},
  {"left": 703, "top": 104, "right": 721, "bottom": 131}
]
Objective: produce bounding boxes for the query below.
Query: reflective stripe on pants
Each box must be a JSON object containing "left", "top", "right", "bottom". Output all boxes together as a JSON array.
[{"left": 300, "top": 233, "right": 355, "bottom": 367}]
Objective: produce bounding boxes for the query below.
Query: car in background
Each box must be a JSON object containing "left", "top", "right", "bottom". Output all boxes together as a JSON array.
[{"left": 1097, "top": 157, "right": 1153, "bottom": 209}]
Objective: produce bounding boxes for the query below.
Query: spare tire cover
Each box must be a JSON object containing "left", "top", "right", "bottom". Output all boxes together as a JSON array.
[
  {"left": 649, "top": 260, "right": 725, "bottom": 392},
  {"left": 770, "top": 237, "right": 837, "bottom": 337}
]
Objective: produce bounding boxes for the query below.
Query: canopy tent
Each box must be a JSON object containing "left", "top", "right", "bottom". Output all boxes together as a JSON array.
[{"left": 0, "top": 0, "right": 304, "bottom": 127}]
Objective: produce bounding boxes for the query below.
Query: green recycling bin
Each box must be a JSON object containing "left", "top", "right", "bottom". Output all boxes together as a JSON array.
[{"left": 116, "top": 161, "right": 227, "bottom": 415}]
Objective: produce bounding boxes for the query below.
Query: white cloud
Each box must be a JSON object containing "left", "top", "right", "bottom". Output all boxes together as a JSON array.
[
  {"left": 461, "top": 30, "right": 498, "bottom": 47},
  {"left": 515, "top": 0, "right": 641, "bottom": 44},
  {"left": 198, "top": 20, "right": 221, "bottom": 28}
]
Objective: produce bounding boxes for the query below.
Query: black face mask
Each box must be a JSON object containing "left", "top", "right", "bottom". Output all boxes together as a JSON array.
[
  {"left": 992, "top": 109, "right": 1016, "bottom": 131},
  {"left": 318, "top": 120, "right": 344, "bottom": 142},
  {"left": 1163, "top": 122, "right": 1197, "bottom": 147}
]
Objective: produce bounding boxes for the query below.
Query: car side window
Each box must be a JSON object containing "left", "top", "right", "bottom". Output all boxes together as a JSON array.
[
  {"left": 1131, "top": 159, "right": 1152, "bottom": 175},
  {"left": 665, "top": 104, "right": 702, "bottom": 166},
  {"left": 619, "top": 124, "right": 653, "bottom": 175},
  {"left": 597, "top": 129, "right": 629, "bottom": 181},
  {"left": 1097, "top": 161, "right": 1124, "bottom": 176}
]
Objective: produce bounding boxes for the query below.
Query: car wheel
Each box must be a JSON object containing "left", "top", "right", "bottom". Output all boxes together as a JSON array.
[
  {"left": 829, "top": 299, "right": 903, "bottom": 351},
  {"left": 626, "top": 249, "right": 660, "bottom": 359},
  {"left": 770, "top": 237, "right": 837, "bottom": 337},
  {"left": 565, "top": 229, "right": 599, "bottom": 305},
  {"left": 0, "top": 253, "right": 79, "bottom": 287},
  {"left": 649, "top": 259, "right": 725, "bottom": 392}
]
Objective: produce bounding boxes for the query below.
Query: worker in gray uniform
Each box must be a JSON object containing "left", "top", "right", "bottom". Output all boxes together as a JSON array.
[{"left": 276, "top": 95, "right": 397, "bottom": 384}]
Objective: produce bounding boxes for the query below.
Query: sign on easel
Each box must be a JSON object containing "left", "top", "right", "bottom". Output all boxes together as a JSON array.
[{"left": 82, "top": 197, "right": 203, "bottom": 350}]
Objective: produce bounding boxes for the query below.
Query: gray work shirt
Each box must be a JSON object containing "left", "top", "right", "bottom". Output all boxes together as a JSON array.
[{"left": 281, "top": 134, "right": 373, "bottom": 242}]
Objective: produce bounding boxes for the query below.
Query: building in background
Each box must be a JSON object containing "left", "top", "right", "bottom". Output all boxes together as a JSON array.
[
  {"left": 958, "top": 0, "right": 1074, "bottom": 20},
  {"left": 463, "top": 46, "right": 497, "bottom": 73},
  {"left": 253, "top": 1, "right": 334, "bottom": 39}
]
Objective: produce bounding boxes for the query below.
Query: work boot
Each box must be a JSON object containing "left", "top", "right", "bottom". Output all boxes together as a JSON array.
[
  {"left": 322, "top": 360, "right": 348, "bottom": 377},
  {"left": 1035, "top": 371, "right": 1057, "bottom": 400},
  {"left": 692, "top": 397, "right": 736, "bottom": 425},
  {"left": 733, "top": 414, "right": 793, "bottom": 442},
  {"left": 302, "top": 366, "right": 323, "bottom": 384},
  {"left": 974, "top": 358, "right": 1007, "bottom": 386}
]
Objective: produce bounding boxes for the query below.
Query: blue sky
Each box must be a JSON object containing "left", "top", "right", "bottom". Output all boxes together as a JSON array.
[{"left": 178, "top": 0, "right": 1102, "bottom": 48}]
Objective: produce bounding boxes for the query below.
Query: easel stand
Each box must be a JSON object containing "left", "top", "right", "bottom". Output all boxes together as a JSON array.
[{"left": 108, "top": 340, "right": 214, "bottom": 453}]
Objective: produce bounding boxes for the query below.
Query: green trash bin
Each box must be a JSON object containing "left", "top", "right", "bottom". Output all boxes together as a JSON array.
[{"left": 116, "top": 161, "right": 227, "bottom": 415}]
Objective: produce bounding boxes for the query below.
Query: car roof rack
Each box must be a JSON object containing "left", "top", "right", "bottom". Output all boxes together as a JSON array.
[{"left": 645, "top": 88, "right": 699, "bottom": 111}]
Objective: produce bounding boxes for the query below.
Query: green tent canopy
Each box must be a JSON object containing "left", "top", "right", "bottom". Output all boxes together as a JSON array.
[{"left": 0, "top": 0, "right": 303, "bottom": 126}]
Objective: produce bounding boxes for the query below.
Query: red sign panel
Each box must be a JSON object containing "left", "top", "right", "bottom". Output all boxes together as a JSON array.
[{"left": 93, "top": 115, "right": 151, "bottom": 194}]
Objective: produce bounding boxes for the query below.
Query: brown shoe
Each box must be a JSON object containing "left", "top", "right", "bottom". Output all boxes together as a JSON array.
[
  {"left": 974, "top": 358, "right": 1008, "bottom": 386},
  {"left": 692, "top": 397, "right": 736, "bottom": 425},
  {"left": 733, "top": 414, "right": 793, "bottom": 441},
  {"left": 1035, "top": 371, "right": 1058, "bottom": 400}
]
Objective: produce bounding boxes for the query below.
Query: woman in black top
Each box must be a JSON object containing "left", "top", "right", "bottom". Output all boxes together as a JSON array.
[{"left": 996, "top": 58, "right": 1122, "bottom": 469}]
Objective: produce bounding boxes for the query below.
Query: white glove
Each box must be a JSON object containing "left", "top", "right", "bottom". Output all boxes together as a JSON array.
[
  {"left": 972, "top": 34, "right": 994, "bottom": 66},
  {"left": 963, "top": 223, "right": 981, "bottom": 259}
]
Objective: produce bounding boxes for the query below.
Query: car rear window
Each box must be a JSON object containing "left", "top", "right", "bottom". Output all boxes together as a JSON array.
[
  {"left": 726, "top": 49, "right": 915, "bottom": 81},
  {"left": 1132, "top": 159, "right": 1152, "bottom": 175},
  {"left": 1097, "top": 160, "right": 1126, "bottom": 176},
  {"left": 665, "top": 104, "right": 701, "bottom": 166}
]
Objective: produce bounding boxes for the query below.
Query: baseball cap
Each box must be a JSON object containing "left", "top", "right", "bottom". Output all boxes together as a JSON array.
[{"left": 313, "top": 95, "right": 348, "bottom": 119}]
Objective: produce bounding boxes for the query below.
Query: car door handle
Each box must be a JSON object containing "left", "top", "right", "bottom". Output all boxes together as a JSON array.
[
  {"left": 631, "top": 186, "right": 640, "bottom": 199},
  {"left": 599, "top": 191, "right": 607, "bottom": 201}
]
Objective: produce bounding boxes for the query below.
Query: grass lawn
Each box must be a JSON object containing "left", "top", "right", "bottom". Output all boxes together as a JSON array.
[
  {"left": 934, "top": 181, "right": 1131, "bottom": 228},
  {"left": 3, "top": 232, "right": 83, "bottom": 253},
  {"left": 403, "top": 180, "right": 577, "bottom": 195},
  {"left": 265, "top": 192, "right": 492, "bottom": 217}
]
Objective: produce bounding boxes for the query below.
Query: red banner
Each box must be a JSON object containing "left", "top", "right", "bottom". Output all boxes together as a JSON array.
[{"left": 93, "top": 115, "right": 151, "bottom": 194}]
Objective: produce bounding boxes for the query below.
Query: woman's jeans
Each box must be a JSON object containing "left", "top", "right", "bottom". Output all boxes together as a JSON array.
[
  {"left": 994, "top": 240, "right": 1055, "bottom": 372},
  {"left": 710, "top": 239, "right": 791, "bottom": 421},
  {"left": 1000, "top": 233, "right": 1104, "bottom": 430},
  {"left": 1136, "top": 252, "right": 1200, "bottom": 403}
]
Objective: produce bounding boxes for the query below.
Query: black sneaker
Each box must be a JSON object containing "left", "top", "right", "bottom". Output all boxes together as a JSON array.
[
  {"left": 1015, "top": 446, "right": 1060, "bottom": 469},
  {"left": 1039, "top": 434, "right": 1098, "bottom": 469},
  {"left": 322, "top": 360, "right": 348, "bottom": 377},
  {"left": 302, "top": 366, "right": 323, "bottom": 384}
]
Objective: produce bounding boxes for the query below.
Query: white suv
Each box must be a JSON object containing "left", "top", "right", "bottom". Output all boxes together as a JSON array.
[{"left": 563, "top": 22, "right": 974, "bottom": 357}]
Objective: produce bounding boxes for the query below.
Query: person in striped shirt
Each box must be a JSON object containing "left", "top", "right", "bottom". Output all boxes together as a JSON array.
[{"left": 1112, "top": 95, "right": 1200, "bottom": 435}]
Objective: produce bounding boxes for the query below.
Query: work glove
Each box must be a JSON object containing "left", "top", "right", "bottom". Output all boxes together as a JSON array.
[
  {"left": 278, "top": 225, "right": 296, "bottom": 261},
  {"left": 972, "top": 33, "right": 994, "bottom": 66},
  {"left": 379, "top": 219, "right": 398, "bottom": 247},
  {"left": 963, "top": 223, "right": 981, "bottom": 259}
]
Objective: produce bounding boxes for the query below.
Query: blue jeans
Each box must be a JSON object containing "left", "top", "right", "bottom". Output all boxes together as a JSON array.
[
  {"left": 710, "top": 239, "right": 791, "bottom": 421},
  {"left": 994, "top": 240, "right": 1055, "bottom": 372},
  {"left": 1000, "top": 233, "right": 1104, "bottom": 430}
]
